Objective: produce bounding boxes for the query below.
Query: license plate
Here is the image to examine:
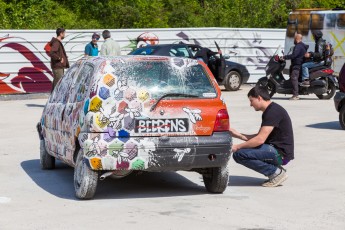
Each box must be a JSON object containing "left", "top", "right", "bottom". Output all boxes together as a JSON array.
[{"left": 135, "top": 118, "right": 189, "bottom": 133}]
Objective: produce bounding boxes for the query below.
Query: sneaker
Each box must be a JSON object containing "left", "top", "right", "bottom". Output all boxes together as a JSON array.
[
  {"left": 278, "top": 165, "right": 287, "bottom": 172},
  {"left": 301, "top": 80, "right": 310, "bottom": 87},
  {"left": 263, "top": 166, "right": 287, "bottom": 183},
  {"left": 262, "top": 169, "right": 288, "bottom": 187},
  {"left": 289, "top": 96, "right": 299, "bottom": 100}
]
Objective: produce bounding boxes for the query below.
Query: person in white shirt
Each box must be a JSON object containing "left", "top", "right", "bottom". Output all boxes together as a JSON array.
[{"left": 100, "top": 30, "right": 121, "bottom": 56}]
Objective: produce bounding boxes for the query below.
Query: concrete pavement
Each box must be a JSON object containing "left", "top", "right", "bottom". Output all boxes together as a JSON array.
[{"left": 0, "top": 85, "right": 344, "bottom": 230}]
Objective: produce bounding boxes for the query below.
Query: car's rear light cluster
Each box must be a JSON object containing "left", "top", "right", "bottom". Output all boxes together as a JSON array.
[{"left": 213, "top": 109, "right": 230, "bottom": 132}]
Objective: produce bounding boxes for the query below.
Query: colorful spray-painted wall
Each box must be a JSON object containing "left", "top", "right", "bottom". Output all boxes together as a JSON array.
[{"left": 0, "top": 28, "right": 285, "bottom": 94}]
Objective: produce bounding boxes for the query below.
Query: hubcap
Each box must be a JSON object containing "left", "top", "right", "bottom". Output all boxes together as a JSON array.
[{"left": 229, "top": 74, "right": 240, "bottom": 88}]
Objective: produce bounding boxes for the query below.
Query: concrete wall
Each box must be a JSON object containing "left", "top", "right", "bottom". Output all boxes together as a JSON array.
[{"left": 0, "top": 28, "right": 285, "bottom": 94}]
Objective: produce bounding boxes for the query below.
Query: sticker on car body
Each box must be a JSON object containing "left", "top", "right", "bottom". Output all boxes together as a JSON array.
[{"left": 202, "top": 92, "right": 217, "bottom": 98}]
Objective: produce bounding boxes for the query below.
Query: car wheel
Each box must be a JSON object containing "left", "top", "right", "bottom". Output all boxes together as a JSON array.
[
  {"left": 203, "top": 164, "right": 229, "bottom": 193},
  {"left": 339, "top": 105, "right": 345, "bottom": 130},
  {"left": 74, "top": 149, "right": 98, "bottom": 199},
  {"left": 224, "top": 71, "right": 242, "bottom": 91},
  {"left": 40, "top": 139, "right": 55, "bottom": 169},
  {"left": 316, "top": 80, "right": 336, "bottom": 100}
]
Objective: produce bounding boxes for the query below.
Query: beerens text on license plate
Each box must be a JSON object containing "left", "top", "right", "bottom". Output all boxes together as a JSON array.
[{"left": 135, "top": 118, "right": 189, "bottom": 133}]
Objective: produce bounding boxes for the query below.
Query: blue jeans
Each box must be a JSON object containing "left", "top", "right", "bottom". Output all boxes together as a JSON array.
[
  {"left": 232, "top": 144, "right": 282, "bottom": 177},
  {"left": 301, "top": 61, "right": 324, "bottom": 81}
]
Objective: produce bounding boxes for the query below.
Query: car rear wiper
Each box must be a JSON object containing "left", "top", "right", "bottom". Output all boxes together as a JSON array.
[{"left": 150, "top": 93, "right": 199, "bottom": 112}]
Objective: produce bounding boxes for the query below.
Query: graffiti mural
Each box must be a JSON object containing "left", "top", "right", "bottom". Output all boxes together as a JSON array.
[
  {"left": 0, "top": 34, "right": 53, "bottom": 94},
  {"left": 1, "top": 28, "right": 286, "bottom": 95}
]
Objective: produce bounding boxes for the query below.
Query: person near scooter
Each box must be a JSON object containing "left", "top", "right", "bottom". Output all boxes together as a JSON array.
[
  {"left": 194, "top": 47, "right": 221, "bottom": 65},
  {"left": 281, "top": 33, "right": 308, "bottom": 100},
  {"left": 301, "top": 30, "right": 326, "bottom": 86}
]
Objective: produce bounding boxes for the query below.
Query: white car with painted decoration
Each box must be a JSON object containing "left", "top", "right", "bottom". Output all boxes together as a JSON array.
[{"left": 37, "top": 56, "right": 233, "bottom": 199}]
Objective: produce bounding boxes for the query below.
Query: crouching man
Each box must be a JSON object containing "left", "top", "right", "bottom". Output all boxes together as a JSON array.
[{"left": 230, "top": 86, "right": 294, "bottom": 187}]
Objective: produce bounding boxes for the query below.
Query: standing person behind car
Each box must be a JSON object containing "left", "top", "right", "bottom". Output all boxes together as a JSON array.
[
  {"left": 194, "top": 47, "right": 221, "bottom": 65},
  {"left": 100, "top": 30, "right": 121, "bottom": 56},
  {"left": 85, "top": 33, "right": 100, "bottom": 56},
  {"left": 301, "top": 30, "right": 326, "bottom": 86},
  {"left": 230, "top": 86, "right": 294, "bottom": 187},
  {"left": 50, "top": 27, "right": 69, "bottom": 90},
  {"left": 281, "top": 33, "right": 308, "bottom": 100}
]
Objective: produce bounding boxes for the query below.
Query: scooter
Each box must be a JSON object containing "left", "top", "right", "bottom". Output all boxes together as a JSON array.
[{"left": 257, "top": 47, "right": 338, "bottom": 99}]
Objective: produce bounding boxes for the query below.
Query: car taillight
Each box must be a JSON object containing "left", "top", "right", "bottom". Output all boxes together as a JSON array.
[
  {"left": 322, "top": 69, "right": 334, "bottom": 74},
  {"left": 213, "top": 109, "right": 230, "bottom": 132}
]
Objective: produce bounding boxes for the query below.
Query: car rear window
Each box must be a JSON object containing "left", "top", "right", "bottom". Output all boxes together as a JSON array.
[
  {"left": 111, "top": 60, "right": 217, "bottom": 99},
  {"left": 129, "top": 47, "right": 158, "bottom": 55}
]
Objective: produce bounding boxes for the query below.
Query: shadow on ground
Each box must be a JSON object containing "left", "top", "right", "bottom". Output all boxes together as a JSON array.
[
  {"left": 306, "top": 121, "right": 342, "bottom": 130},
  {"left": 229, "top": 175, "right": 266, "bottom": 186},
  {"left": 26, "top": 104, "right": 45, "bottom": 108},
  {"left": 272, "top": 96, "right": 320, "bottom": 101},
  {"left": 21, "top": 159, "right": 206, "bottom": 200}
]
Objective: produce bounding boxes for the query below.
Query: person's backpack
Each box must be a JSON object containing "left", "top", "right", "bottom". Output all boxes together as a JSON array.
[
  {"left": 324, "top": 41, "right": 334, "bottom": 66},
  {"left": 326, "top": 42, "right": 334, "bottom": 57},
  {"left": 44, "top": 42, "right": 52, "bottom": 57}
]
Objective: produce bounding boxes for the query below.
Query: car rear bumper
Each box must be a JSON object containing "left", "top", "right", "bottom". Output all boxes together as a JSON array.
[
  {"left": 334, "top": 91, "right": 345, "bottom": 112},
  {"left": 79, "top": 132, "right": 232, "bottom": 171}
]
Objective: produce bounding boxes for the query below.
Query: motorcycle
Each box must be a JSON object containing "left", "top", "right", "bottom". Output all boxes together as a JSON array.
[{"left": 257, "top": 46, "right": 338, "bottom": 99}]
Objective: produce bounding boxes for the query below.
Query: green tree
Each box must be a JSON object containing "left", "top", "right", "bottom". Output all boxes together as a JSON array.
[{"left": 0, "top": 0, "right": 344, "bottom": 29}]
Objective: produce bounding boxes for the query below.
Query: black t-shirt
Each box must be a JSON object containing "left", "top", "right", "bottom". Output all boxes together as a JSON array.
[{"left": 261, "top": 102, "right": 294, "bottom": 160}]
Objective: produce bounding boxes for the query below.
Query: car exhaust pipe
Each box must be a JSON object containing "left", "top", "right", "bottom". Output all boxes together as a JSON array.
[
  {"left": 100, "top": 170, "right": 133, "bottom": 180},
  {"left": 100, "top": 171, "right": 114, "bottom": 181},
  {"left": 208, "top": 154, "right": 216, "bottom": 161}
]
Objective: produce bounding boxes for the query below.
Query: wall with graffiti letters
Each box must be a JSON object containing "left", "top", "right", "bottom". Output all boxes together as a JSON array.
[{"left": 0, "top": 28, "right": 285, "bottom": 94}]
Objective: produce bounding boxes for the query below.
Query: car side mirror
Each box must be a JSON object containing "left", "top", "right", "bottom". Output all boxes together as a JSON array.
[{"left": 223, "top": 54, "right": 230, "bottom": 59}]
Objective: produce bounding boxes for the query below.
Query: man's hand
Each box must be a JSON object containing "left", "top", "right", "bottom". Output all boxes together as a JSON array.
[
  {"left": 61, "top": 57, "right": 64, "bottom": 63},
  {"left": 232, "top": 144, "right": 240, "bottom": 153}
]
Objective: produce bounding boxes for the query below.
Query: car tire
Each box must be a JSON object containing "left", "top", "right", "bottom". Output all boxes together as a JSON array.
[
  {"left": 224, "top": 71, "right": 242, "bottom": 91},
  {"left": 40, "top": 139, "right": 55, "bottom": 170},
  {"left": 203, "top": 164, "right": 229, "bottom": 193},
  {"left": 316, "top": 80, "right": 336, "bottom": 100},
  {"left": 339, "top": 105, "right": 345, "bottom": 130},
  {"left": 74, "top": 149, "right": 98, "bottom": 199}
]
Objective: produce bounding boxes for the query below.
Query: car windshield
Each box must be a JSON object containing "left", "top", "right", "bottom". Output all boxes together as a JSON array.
[{"left": 111, "top": 60, "right": 217, "bottom": 99}]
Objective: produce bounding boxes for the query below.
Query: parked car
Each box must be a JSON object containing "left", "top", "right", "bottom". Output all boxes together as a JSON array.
[
  {"left": 128, "top": 43, "right": 250, "bottom": 91},
  {"left": 334, "top": 62, "right": 345, "bottom": 130},
  {"left": 37, "top": 56, "right": 232, "bottom": 199}
]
